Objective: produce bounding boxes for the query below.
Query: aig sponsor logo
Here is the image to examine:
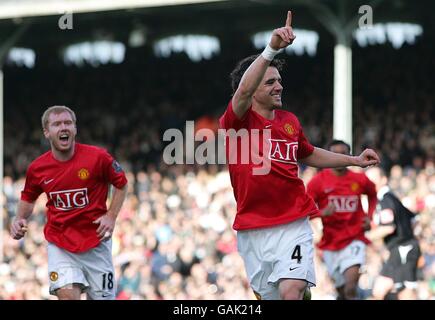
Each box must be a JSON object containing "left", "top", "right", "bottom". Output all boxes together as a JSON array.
[
  {"left": 268, "top": 139, "right": 298, "bottom": 164},
  {"left": 49, "top": 188, "right": 89, "bottom": 211},
  {"left": 328, "top": 195, "right": 359, "bottom": 212}
]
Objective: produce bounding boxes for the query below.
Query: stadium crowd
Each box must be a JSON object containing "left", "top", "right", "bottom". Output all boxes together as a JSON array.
[{"left": 1, "top": 42, "right": 434, "bottom": 299}]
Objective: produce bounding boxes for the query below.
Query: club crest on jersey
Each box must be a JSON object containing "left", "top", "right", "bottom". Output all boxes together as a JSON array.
[
  {"left": 328, "top": 195, "right": 359, "bottom": 212},
  {"left": 268, "top": 139, "right": 298, "bottom": 164},
  {"left": 284, "top": 123, "right": 295, "bottom": 136},
  {"left": 49, "top": 188, "right": 89, "bottom": 211},
  {"left": 78, "top": 168, "right": 90, "bottom": 180},
  {"left": 50, "top": 272, "right": 58, "bottom": 282},
  {"left": 351, "top": 182, "right": 359, "bottom": 191}
]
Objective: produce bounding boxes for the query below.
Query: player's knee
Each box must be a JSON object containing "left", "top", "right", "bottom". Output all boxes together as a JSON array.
[
  {"left": 343, "top": 283, "right": 357, "bottom": 299},
  {"left": 372, "top": 282, "right": 389, "bottom": 300},
  {"left": 279, "top": 282, "right": 307, "bottom": 300},
  {"left": 397, "top": 288, "right": 417, "bottom": 300},
  {"left": 56, "top": 285, "right": 82, "bottom": 300},
  {"left": 344, "top": 279, "right": 359, "bottom": 296},
  {"left": 372, "top": 284, "right": 384, "bottom": 299},
  {"left": 57, "top": 291, "right": 81, "bottom": 300},
  {"left": 280, "top": 288, "right": 303, "bottom": 300}
]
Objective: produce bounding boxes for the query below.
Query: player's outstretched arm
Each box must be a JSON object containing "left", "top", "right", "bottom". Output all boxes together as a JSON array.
[
  {"left": 366, "top": 225, "right": 395, "bottom": 241},
  {"left": 299, "top": 147, "right": 380, "bottom": 168},
  {"left": 10, "top": 200, "right": 35, "bottom": 240},
  {"left": 232, "top": 11, "right": 296, "bottom": 119}
]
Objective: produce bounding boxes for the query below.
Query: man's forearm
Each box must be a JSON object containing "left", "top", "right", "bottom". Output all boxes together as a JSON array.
[
  {"left": 16, "top": 200, "right": 35, "bottom": 220},
  {"left": 300, "top": 147, "right": 358, "bottom": 168},
  {"left": 238, "top": 56, "right": 271, "bottom": 97},
  {"left": 366, "top": 225, "right": 395, "bottom": 241},
  {"left": 232, "top": 56, "right": 271, "bottom": 118},
  {"left": 107, "top": 185, "right": 127, "bottom": 219}
]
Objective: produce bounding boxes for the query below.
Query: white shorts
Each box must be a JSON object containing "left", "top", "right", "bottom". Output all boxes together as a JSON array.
[
  {"left": 237, "top": 217, "right": 316, "bottom": 300},
  {"left": 47, "top": 240, "right": 115, "bottom": 300},
  {"left": 322, "top": 240, "right": 366, "bottom": 288}
]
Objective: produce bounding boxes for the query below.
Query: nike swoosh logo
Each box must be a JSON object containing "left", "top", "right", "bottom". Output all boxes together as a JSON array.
[
  {"left": 289, "top": 267, "right": 299, "bottom": 271},
  {"left": 102, "top": 293, "right": 111, "bottom": 298},
  {"left": 264, "top": 125, "right": 272, "bottom": 128},
  {"left": 44, "top": 179, "right": 54, "bottom": 184},
  {"left": 324, "top": 188, "right": 334, "bottom": 193}
]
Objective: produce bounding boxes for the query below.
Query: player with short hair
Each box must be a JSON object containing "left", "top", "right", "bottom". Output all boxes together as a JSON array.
[
  {"left": 219, "top": 11, "right": 380, "bottom": 300},
  {"left": 365, "top": 167, "right": 421, "bottom": 300},
  {"left": 307, "top": 140, "right": 377, "bottom": 299},
  {"left": 10, "top": 105, "right": 128, "bottom": 300}
]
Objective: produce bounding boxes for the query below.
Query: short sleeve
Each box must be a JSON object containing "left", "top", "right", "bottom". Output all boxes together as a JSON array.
[
  {"left": 306, "top": 175, "right": 320, "bottom": 203},
  {"left": 364, "top": 174, "right": 377, "bottom": 196},
  {"left": 100, "top": 150, "right": 128, "bottom": 189},
  {"left": 377, "top": 198, "right": 396, "bottom": 226},
  {"left": 219, "top": 99, "right": 249, "bottom": 131},
  {"left": 306, "top": 175, "right": 322, "bottom": 219},
  {"left": 297, "top": 127, "right": 314, "bottom": 159},
  {"left": 21, "top": 164, "right": 43, "bottom": 203}
]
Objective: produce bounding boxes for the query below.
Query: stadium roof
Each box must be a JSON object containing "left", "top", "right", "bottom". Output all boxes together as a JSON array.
[
  {"left": 0, "top": 0, "right": 433, "bottom": 56},
  {"left": 0, "top": 0, "right": 230, "bottom": 19}
]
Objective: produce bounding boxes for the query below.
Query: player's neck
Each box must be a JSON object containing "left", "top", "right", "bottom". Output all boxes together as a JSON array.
[
  {"left": 253, "top": 105, "right": 275, "bottom": 120},
  {"left": 51, "top": 142, "right": 76, "bottom": 162},
  {"left": 332, "top": 168, "right": 347, "bottom": 176}
]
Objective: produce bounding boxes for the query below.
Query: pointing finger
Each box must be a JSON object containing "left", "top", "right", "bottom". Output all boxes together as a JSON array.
[
  {"left": 283, "top": 28, "right": 292, "bottom": 42},
  {"left": 277, "top": 29, "right": 290, "bottom": 43},
  {"left": 286, "top": 10, "right": 292, "bottom": 27}
]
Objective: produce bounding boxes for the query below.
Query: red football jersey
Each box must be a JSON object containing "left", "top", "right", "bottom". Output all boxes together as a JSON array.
[
  {"left": 21, "top": 143, "right": 127, "bottom": 253},
  {"left": 307, "top": 168, "right": 377, "bottom": 250},
  {"left": 219, "top": 100, "right": 319, "bottom": 230}
]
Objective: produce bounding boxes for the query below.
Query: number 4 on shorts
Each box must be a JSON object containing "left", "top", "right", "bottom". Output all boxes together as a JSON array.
[{"left": 291, "top": 245, "right": 302, "bottom": 264}]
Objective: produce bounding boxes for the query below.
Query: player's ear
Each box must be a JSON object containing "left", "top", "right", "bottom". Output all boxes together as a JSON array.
[{"left": 43, "top": 128, "right": 49, "bottom": 139}]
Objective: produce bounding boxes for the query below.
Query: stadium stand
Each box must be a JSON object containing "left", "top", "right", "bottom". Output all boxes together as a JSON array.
[{"left": 1, "top": 40, "right": 434, "bottom": 299}]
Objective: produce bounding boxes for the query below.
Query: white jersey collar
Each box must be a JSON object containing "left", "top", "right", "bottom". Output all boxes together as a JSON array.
[{"left": 377, "top": 185, "right": 390, "bottom": 201}]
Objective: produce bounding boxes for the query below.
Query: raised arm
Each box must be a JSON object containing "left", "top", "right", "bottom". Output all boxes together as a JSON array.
[
  {"left": 299, "top": 147, "right": 380, "bottom": 168},
  {"left": 10, "top": 200, "right": 35, "bottom": 240},
  {"left": 232, "top": 11, "right": 296, "bottom": 119}
]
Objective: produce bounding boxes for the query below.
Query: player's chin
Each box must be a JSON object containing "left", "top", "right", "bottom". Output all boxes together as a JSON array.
[
  {"left": 54, "top": 140, "right": 73, "bottom": 151},
  {"left": 271, "top": 97, "right": 282, "bottom": 108}
]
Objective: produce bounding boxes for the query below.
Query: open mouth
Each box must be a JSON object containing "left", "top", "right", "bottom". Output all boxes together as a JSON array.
[{"left": 58, "top": 133, "right": 70, "bottom": 145}]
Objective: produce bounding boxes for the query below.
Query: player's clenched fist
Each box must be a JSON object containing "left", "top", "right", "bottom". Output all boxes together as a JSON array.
[
  {"left": 355, "top": 148, "right": 380, "bottom": 168},
  {"left": 10, "top": 218, "right": 28, "bottom": 240},
  {"left": 270, "top": 11, "right": 296, "bottom": 50}
]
